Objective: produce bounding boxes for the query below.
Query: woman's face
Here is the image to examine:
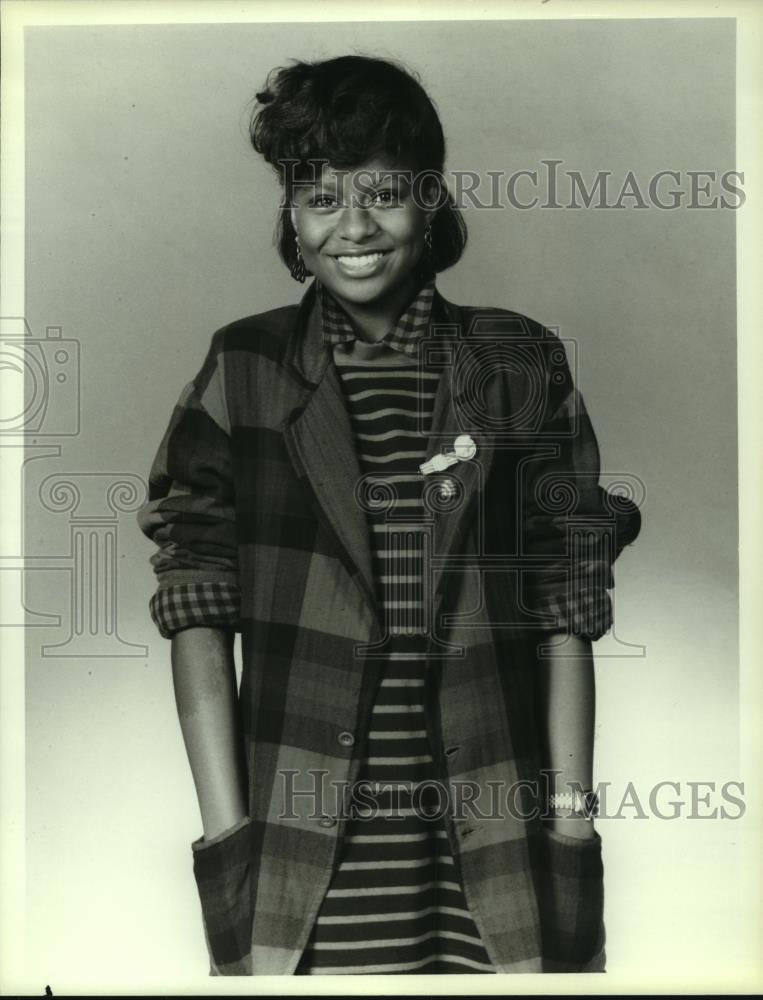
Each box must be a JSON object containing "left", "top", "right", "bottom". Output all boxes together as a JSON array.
[{"left": 289, "top": 158, "right": 435, "bottom": 309}]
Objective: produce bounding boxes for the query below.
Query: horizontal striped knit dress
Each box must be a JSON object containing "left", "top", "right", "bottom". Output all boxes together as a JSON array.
[{"left": 294, "top": 279, "right": 496, "bottom": 975}]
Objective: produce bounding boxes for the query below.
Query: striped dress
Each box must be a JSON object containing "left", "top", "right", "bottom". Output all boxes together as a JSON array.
[{"left": 295, "top": 282, "right": 496, "bottom": 975}]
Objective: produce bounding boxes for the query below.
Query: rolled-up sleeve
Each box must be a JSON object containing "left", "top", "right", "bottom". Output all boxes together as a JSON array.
[
  {"left": 519, "top": 336, "right": 641, "bottom": 641},
  {"left": 137, "top": 329, "right": 241, "bottom": 639}
]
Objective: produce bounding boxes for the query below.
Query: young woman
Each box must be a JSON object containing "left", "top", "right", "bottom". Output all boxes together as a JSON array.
[{"left": 137, "top": 54, "right": 641, "bottom": 976}]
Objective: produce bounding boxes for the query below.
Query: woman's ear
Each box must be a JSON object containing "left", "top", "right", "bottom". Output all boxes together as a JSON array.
[
  {"left": 289, "top": 204, "right": 298, "bottom": 236},
  {"left": 419, "top": 178, "right": 444, "bottom": 228}
]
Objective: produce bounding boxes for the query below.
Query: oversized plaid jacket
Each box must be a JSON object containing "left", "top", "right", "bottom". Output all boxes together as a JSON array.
[{"left": 137, "top": 281, "right": 641, "bottom": 976}]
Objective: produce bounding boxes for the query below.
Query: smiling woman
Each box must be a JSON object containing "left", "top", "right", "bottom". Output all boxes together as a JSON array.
[
  {"left": 250, "top": 56, "right": 467, "bottom": 341},
  {"left": 137, "top": 53, "right": 641, "bottom": 977},
  {"left": 287, "top": 161, "right": 435, "bottom": 336}
]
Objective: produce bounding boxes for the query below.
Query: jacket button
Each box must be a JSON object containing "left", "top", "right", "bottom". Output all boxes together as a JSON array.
[
  {"left": 337, "top": 731, "right": 355, "bottom": 747},
  {"left": 319, "top": 815, "right": 337, "bottom": 828}
]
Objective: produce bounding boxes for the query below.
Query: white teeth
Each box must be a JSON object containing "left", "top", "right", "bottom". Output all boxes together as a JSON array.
[{"left": 335, "top": 252, "right": 386, "bottom": 268}]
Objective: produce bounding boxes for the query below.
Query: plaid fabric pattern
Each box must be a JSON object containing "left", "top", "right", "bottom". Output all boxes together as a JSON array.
[
  {"left": 317, "top": 276, "right": 435, "bottom": 356},
  {"left": 137, "top": 280, "right": 641, "bottom": 975},
  {"left": 191, "top": 816, "right": 253, "bottom": 975},
  {"left": 528, "top": 826, "right": 607, "bottom": 971},
  {"left": 517, "top": 378, "right": 642, "bottom": 637},
  {"left": 149, "top": 581, "right": 241, "bottom": 639},
  {"left": 536, "top": 588, "right": 613, "bottom": 638},
  {"left": 294, "top": 343, "right": 494, "bottom": 974},
  {"left": 137, "top": 370, "right": 241, "bottom": 638}
]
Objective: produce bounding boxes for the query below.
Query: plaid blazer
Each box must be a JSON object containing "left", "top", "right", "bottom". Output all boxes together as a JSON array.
[{"left": 137, "top": 281, "right": 641, "bottom": 976}]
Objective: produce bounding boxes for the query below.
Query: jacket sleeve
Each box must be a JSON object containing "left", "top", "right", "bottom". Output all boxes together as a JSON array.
[
  {"left": 136, "top": 328, "right": 241, "bottom": 639},
  {"left": 518, "top": 333, "right": 641, "bottom": 641}
]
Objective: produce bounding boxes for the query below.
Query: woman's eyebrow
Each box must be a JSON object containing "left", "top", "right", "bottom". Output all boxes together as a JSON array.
[
  {"left": 348, "top": 171, "right": 412, "bottom": 201},
  {"left": 366, "top": 169, "right": 413, "bottom": 186},
  {"left": 294, "top": 180, "right": 339, "bottom": 199}
]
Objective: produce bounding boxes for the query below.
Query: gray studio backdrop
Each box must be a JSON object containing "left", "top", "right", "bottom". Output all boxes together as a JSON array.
[{"left": 21, "top": 17, "right": 738, "bottom": 989}]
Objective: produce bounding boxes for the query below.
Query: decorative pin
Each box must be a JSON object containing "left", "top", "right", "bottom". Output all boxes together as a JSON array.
[{"left": 419, "top": 435, "right": 477, "bottom": 475}]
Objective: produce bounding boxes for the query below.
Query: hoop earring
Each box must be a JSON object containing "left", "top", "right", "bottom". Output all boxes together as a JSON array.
[
  {"left": 424, "top": 225, "right": 433, "bottom": 262},
  {"left": 291, "top": 237, "right": 308, "bottom": 283}
]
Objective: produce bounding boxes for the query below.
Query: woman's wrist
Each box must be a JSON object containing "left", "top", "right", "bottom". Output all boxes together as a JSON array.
[
  {"left": 202, "top": 802, "right": 248, "bottom": 841},
  {"left": 542, "top": 786, "right": 600, "bottom": 839},
  {"left": 199, "top": 782, "right": 248, "bottom": 840}
]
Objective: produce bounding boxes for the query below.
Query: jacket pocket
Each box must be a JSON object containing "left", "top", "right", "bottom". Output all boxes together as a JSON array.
[
  {"left": 530, "top": 824, "right": 606, "bottom": 972},
  {"left": 191, "top": 816, "right": 253, "bottom": 975}
]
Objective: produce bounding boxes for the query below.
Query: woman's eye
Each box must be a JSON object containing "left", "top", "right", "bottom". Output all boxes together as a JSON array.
[
  {"left": 373, "top": 189, "right": 401, "bottom": 206},
  {"left": 311, "top": 195, "right": 339, "bottom": 209}
]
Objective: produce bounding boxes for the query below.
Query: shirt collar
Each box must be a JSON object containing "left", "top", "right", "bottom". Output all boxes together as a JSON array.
[{"left": 316, "top": 275, "right": 436, "bottom": 357}]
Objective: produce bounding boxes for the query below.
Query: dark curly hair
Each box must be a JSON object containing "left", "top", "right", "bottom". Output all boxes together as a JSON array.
[{"left": 248, "top": 55, "right": 467, "bottom": 277}]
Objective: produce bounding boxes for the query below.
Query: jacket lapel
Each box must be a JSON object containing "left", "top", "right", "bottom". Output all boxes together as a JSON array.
[
  {"left": 280, "top": 284, "right": 507, "bottom": 634},
  {"left": 280, "top": 286, "right": 379, "bottom": 626},
  {"left": 423, "top": 293, "right": 502, "bottom": 623}
]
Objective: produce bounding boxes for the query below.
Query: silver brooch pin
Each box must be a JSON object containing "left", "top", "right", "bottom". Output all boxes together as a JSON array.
[{"left": 419, "top": 434, "right": 477, "bottom": 475}]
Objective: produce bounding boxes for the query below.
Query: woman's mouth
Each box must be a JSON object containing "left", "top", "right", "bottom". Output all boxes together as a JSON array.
[{"left": 331, "top": 250, "right": 392, "bottom": 276}]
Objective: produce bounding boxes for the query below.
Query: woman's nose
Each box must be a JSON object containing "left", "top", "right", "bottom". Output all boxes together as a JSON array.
[{"left": 335, "top": 205, "right": 377, "bottom": 242}]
